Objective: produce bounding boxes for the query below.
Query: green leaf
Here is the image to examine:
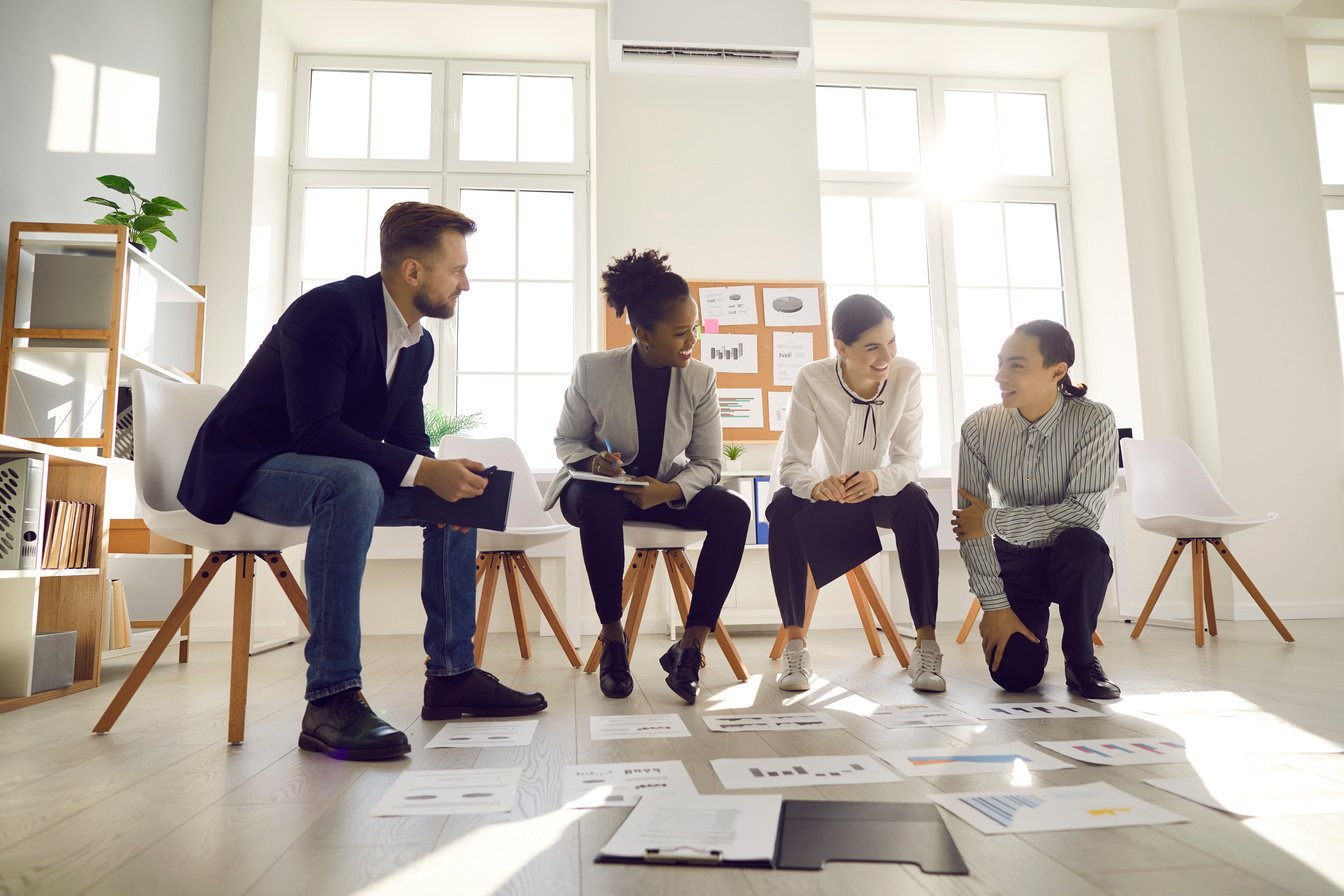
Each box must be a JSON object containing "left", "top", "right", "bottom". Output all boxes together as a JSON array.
[
  {"left": 136, "top": 233, "right": 158, "bottom": 252},
  {"left": 150, "top": 196, "right": 187, "bottom": 211},
  {"left": 85, "top": 196, "right": 121, "bottom": 209},
  {"left": 96, "top": 174, "right": 135, "bottom": 194},
  {"left": 158, "top": 225, "right": 178, "bottom": 243},
  {"left": 140, "top": 202, "right": 172, "bottom": 216},
  {"left": 131, "top": 215, "right": 163, "bottom": 233},
  {"left": 103, "top": 212, "right": 133, "bottom": 225},
  {"left": 93, "top": 216, "right": 117, "bottom": 226}
]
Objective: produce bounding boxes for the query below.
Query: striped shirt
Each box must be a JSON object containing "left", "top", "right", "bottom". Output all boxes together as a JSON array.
[{"left": 958, "top": 392, "right": 1117, "bottom": 611}]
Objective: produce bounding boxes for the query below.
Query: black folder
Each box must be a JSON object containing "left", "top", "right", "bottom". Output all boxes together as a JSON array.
[
  {"left": 409, "top": 470, "right": 513, "bottom": 531},
  {"left": 792, "top": 500, "right": 882, "bottom": 588},
  {"left": 774, "top": 800, "right": 968, "bottom": 874}
]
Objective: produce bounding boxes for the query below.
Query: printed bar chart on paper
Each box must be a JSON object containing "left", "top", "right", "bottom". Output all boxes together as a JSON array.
[
  {"left": 1036, "top": 738, "right": 1188, "bottom": 766},
  {"left": 960, "top": 702, "right": 1105, "bottom": 721},
  {"left": 711, "top": 754, "right": 900, "bottom": 789},
  {"left": 876, "top": 741, "right": 1073, "bottom": 777},
  {"left": 703, "top": 712, "right": 843, "bottom": 733},
  {"left": 869, "top": 704, "right": 980, "bottom": 729},
  {"left": 928, "top": 782, "right": 1188, "bottom": 834}
]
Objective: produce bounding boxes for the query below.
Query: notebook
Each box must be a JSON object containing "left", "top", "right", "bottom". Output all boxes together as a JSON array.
[{"left": 410, "top": 469, "right": 514, "bottom": 531}]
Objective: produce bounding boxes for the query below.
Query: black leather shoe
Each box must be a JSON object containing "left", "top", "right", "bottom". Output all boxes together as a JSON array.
[
  {"left": 422, "top": 669, "right": 547, "bottom": 720},
  {"left": 659, "top": 641, "right": 704, "bottom": 705},
  {"left": 298, "top": 689, "right": 410, "bottom": 761},
  {"left": 599, "top": 636, "right": 634, "bottom": 698},
  {"left": 1065, "top": 657, "right": 1122, "bottom": 700}
]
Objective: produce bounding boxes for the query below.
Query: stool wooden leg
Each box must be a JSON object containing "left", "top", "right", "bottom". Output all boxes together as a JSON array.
[
  {"left": 502, "top": 553, "right": 531, "bottom": 660},
  {"left": 845, "top": 569, "right": 884, "bottom": 657},
  {"left": 1200, "top": 540, "right": 1218, "bottom": 638},
  {"left": 1210, "top": 538, "right": 1294, "bottom": 642},
  {"left": 770, "top": 568, "right": 819, "bottom": 660},
  {"left": 475, "top": 552, "right": 488, "bottom": 585},
  {"left": 474, "top": 553, "right": 502, "bottom": 667},
  {"left": 228, "top": 553, "right": 256, "bottom": 744},
  {"left": 851, "top": 564, "right": 910, "bottom": 667},
  {"left": 513, "top": 553, "right": 580, "bottom": 668},
  {"left": 622, "top": 551, "right": 658, "bottom": 662},
  {"left": 666, "top": 550, "right": 692, "bottom": 627},
  {"left": 1091, "top": 630, "right": 1105, "bottom": 647},
  {"left": 1131, "top": 539, "right": 1189, "bottom": 639},
  {"left": 586, "top": 551, "right": 649, "bottom": 673},
  {"left": 1191, "top": 541, "right": 1206, "bottom": 648},
  {"left": 668, "top": 550, "right": 747, "bottom": 681},
  {"left": 94, "top": 552, "right": 227, "bottom": 734},
  {"left": 956, "top": 598, "right": 980, "bottom": 644}
]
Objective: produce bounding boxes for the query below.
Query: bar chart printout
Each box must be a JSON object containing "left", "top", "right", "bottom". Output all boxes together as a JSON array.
[
  {"left": 928, "top": 783, "right": 1188, "bottom": 834},
  {"left": 712, "top": 754, "right": 899, "bottom": 789},
  {"left": 1037, "top": 739, "right": 1189, "bottom": 766}
]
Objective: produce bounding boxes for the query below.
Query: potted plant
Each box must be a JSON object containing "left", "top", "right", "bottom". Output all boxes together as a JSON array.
[
  {"left": 424, "top": 405, "right": 484, "bottom": 449},
  {"left": 85, "top": 175, "right": 187, "bottom": 254},
  {"left": 722, "top": 442, "right": 747, "bottom": 471}
]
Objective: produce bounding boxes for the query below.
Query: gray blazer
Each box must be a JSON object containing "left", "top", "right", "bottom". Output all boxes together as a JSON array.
[{"left": 542, "top": 344, "right": 722, "bottom": 510}]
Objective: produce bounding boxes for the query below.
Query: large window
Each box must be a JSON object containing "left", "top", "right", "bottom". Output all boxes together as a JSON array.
[
  {"left": 288, "top": 55, "right": 588, "bottom": 470},
  {"left": 1314, "top": 94, "right": 1344, "bottom": 367},
  {"left": 816, "top": 75, "right": 1077, "bottom": 470}
]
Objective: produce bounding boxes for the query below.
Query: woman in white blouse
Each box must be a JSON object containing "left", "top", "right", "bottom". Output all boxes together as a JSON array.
[{"left": 768, "top": 293, "right": 942, "bottom": 692}]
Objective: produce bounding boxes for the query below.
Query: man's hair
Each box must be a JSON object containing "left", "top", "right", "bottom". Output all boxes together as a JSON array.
[{"left": 379, "top": 202, "right": 476, "bottom": 271}]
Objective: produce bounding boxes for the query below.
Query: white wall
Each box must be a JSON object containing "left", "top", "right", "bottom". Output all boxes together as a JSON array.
[{"left": 0, "top": 0, "right": 212, "bottom": 280}]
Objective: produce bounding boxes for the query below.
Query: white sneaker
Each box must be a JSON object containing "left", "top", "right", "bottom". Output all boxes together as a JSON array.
[
  {"left": 909, "top": 641, "right": 946, "bottom": 693},
  {"left": 777, "top": 639, "right": 813, "bottom": 691}
]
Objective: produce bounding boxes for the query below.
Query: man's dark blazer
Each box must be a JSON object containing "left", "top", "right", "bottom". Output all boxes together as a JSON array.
[{"left": 178, "top": 274, "right": 434, "bottom": 524}]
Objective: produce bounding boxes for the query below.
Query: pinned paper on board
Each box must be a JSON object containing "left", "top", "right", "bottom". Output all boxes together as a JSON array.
[
  {"left": 767, "top": 391, "right": 790, "bottom": 432},
  {"left": 772, "top": 332, "right": 813, "bottom": 386},
  {"left": 763, "top": 287, "right": 821, "bottom": 328},
  {"left": 701, "top": 333, "right": 759, "bottom": 374},
  {"left": 698, "top": 285, "right": 759, "bottom": 326},
  {"left": 717, "top": 388, "right": 764, "bottom": 429}
]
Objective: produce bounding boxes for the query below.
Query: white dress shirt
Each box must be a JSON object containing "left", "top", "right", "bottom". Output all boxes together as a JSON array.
[
  {"left": 777, "top": 356, "right": 924, "bottom": 501},
  {"left": 382, "top": 284, "right": 426, "bottom": 487},
  {"left": 957, "top": 392, "right": 1117, "bottom": 611}
]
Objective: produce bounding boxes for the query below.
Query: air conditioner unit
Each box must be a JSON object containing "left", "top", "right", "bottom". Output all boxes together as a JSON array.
[{"left": 609, "top": 0, "right": 813, "bottom": 77}]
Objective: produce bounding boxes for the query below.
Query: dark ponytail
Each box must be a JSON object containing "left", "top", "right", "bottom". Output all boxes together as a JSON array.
[
  {"left": 601, "top": 249, "right": 690, "bottom": 331},
  {"left": 1014, "top": 319, "right": 1088, "bottom": 398}
]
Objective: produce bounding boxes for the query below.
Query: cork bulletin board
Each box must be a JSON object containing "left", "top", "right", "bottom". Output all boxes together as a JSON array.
[{"left": 603, "top": 280, "right": 829, "bottom": 443}]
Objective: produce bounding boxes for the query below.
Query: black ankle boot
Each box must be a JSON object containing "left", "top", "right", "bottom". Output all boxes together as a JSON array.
[
  {"left": 599, "top": 635, "right": 634, "bottom": 698},
  {"left": 659, "top": 641, "right": 704, "bottom": 705}
]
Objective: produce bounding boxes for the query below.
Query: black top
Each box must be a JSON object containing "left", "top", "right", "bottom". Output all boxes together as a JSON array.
[{"left": 628, "top": 348, "right": 672, "bottom": 477}]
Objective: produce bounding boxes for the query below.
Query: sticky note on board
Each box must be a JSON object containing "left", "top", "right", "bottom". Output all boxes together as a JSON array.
[{"left": 703, "top": 319, "right": 720, "bottom": 334}]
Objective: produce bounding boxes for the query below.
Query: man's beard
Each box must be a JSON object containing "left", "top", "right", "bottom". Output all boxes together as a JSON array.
[{"left": 413, "top": 289, "right": 456, "bottom": 320}]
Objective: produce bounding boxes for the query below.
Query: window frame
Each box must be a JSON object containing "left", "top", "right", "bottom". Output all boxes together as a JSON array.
[
  {"left": 446, "top": 60, "right": 590, "bottom": 176},
  {"left": 292, "top": 55, "right": 446, "bottom": 172},
  {"left": 1313, "top": 91, "right": 1344, "bottom": 197},
  {"left": 815, "top": 73, "right": 933, "bottom": 184},
  {"left": 931, "top": 76, "right": 1069, "bottom": 189}
]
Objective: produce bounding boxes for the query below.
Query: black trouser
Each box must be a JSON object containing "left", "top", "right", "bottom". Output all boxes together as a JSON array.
[
  {"left": 989, "top": 527, "right": 1113, "bottom": 692},
  {"left": 558, "top": 480, "right": 750, "bottom": 629},
  {"left": 765, "top": 483, "right": 940, "bottom": 630}
]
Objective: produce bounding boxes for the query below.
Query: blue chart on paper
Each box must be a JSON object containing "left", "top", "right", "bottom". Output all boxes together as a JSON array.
[{"left": 961, "top": 793, "right": 1044, "bottom": 828}]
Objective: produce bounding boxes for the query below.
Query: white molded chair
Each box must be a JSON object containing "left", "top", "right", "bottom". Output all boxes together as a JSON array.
[
  {"left": 438, "top": 436, "right": 579, "bottom": 668},
  {"left": 581, "top": 521, "right": 749, "bottom": 682},
  {"left": 94, "top": 371, "right": 312, "bottom": 745},
  {"left": 763, "top": 438, "right": 911, "bottom": 666},
  {"left": 1121, "top": 436, "right": 1292, "bottom": 647}
]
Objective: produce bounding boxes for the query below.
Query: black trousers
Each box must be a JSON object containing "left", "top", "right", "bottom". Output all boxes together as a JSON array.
[
  {"left": 989, "top": 527, "right": 1113, "bottom": 692},
  {"left": 558, "top": 480, "right": 750, "bottom": 629},
  {"left": 765, "top": 483, "right": 940, "bottom": 630}
]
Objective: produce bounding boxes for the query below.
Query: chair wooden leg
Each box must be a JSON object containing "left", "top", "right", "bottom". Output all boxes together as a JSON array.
[
  {"left": 1191, "top": 541, "right": 1207, "bottom": 648},
  {"left": 622, "top": 551, "right": 658, "bottom": 662},
  {"left": 512, "top": 553, "right": 580, "bottom": 668},
  {"left": 665, "top": 550, "right": 693, "bottom": 627},
  {"left": 178, "top": 558, "right": 193, "bottom": 663},
  {"left": 475, "top": 552, "right": 488, "bottom": 586},
  {"left": 770, "top": 567, "right": 819, "bottom": 660},
  {"left": 501, "top": 554, "right": 531, "bottom": 660},
  {"left": 1131, "top": 539, "right": 1190, "bottom": 639},
  {"left": 260, "top": 552, "right": 311, "bottom": 632},
  {"left": 1210, "top": 538, "right": 1295, "bottom": 642},
  {"left": 228, "top": 553, "right": 256, "bottom": 744},
  {"left": 844, "top": 569, "right": 885, "bottom": 657},
  {"left": 1091, "top": 630, "right": 1105, "bottom": 647},
  {"left": 474, "top": 553, "right": 502, "bottom": 668},
  {"left": 667, "top": 549, "right": 747, "bottom": 681},
  {"left": 585, "top": 551, "right": 650, "bottom": 673},
  {"left": 956, "top": 598, "right": 980, "bottom": 644},
  {"left": 1200, "top": 540, "right": 1218, "bottom": 638},
  {"left": 94, "top": 552, "right": 229, "bottom": 734},
  {"left": 851, "top": 563, "right": 910, "bottom": 668}
]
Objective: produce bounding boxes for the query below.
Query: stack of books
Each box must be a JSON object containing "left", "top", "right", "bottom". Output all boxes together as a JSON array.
[{"left": 41, "top": 501, "right": 99, "bottom": 570}]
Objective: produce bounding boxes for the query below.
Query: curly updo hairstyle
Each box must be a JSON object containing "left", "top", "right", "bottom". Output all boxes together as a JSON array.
[
  {"left": 1015, "top": 319, "right": 1088, "bottom": 398},
  {"left": 601, "top": 249, "right": 690, "bottom": 331}
]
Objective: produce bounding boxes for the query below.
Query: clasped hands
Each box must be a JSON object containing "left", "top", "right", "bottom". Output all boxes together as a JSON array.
[
  {"left": 590, "top": 450, "right": 680, "bottom": 510},
  {"left": 810, "top": 470, "right": 879, "bottom": 503}
]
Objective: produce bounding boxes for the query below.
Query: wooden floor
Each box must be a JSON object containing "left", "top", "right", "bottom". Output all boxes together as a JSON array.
[{"left": 1, "top": 618, "right": 1342, "bottom": 896}]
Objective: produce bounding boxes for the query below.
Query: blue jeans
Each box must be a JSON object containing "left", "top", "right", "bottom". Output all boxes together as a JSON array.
[{"left": 234, "top": 453, "right": 477, "bottom": 700}]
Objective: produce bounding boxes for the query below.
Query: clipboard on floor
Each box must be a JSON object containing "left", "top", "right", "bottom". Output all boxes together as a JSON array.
[
  {"left": 595, "top": 794, "right": 781, "bottom": 867},
  {"left": 792, "top": 500, "right": 882, "bottom": 588},
  {"left": 410, "top": 470, "right": 514, "bottom": 531}
]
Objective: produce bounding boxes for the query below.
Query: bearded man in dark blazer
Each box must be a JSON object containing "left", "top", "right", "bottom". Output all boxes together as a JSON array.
[{"left": 179, "top": 202, "right": 546, "bottom": 760}]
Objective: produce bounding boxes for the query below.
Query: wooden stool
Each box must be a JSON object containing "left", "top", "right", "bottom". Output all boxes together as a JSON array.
[
  {"left": 583, "top": 525, "right": 748, "bottom": 682},
  {"left": 955, "top": 596, "right": 1105, "bottom": 647},
  {"left": 768, "top": 564, "right": 911, "bottom": 667},
  {"left": 474, "top": 550, "right": 580, "bottom": 668}
]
